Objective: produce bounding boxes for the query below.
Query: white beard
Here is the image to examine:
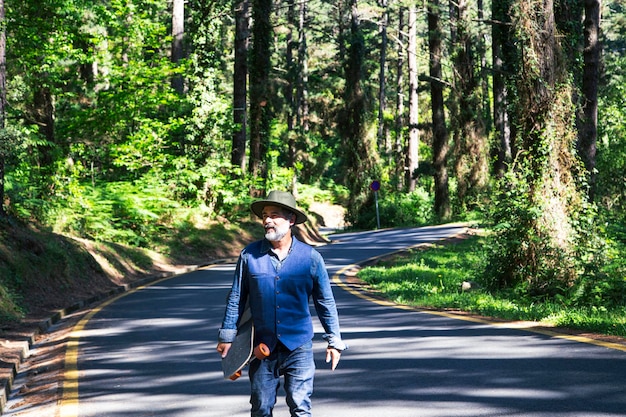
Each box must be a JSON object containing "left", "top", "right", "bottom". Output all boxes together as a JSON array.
[{"left": 265, "top": 222, "right": 290, "bottom": 242}]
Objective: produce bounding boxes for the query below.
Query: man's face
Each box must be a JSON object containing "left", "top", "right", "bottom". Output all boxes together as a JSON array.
[{"left": 261, "top": 205, "right": 294, "bottom": 242}]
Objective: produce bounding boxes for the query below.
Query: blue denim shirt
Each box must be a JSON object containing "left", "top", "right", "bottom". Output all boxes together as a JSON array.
[{"left": 218, "top": 236, "right": 347, "bottom": 351}]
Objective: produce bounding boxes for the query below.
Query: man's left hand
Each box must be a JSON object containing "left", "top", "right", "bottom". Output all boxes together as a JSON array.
[{"left": 325, "top": 347, "right": 341, "bottom": 371}]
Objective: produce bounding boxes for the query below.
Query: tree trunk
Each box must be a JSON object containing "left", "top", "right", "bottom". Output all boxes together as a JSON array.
[
  {"left": 297, "top": 0, "right": 309, "bottom": 133},
  {"left": 406, "top": 5, "right": 419, "bottom": 192},
  {"left": 0, "top": 0, "right": 6, "bottom": 216},
  {"left": 248, "top": 0, "right": 273, "bottom": 184},
  {"left": 377, "top": 0, "right": 389, "bottom": 158},
  {"left": 497, "top": 0, "right": 583, "bottom": 290},
  {"left": 477, "top": 0, "right": 491, "bottom": 133},
  {"left": 450, "top": 0, "right": 488, "bottom": 209},
  {"left": 492, "top": 0, "right": 511, "bottom": 177},
  {"left": 428, "top": 0, "right": 450, "bottom": 220},
  {"left": 339, "top": 0, "right": 376, "bottom": 224},
  {"left": 171, "top": 0, "right": 185, "bottom": 94},
  {"left": 231, "top": 0, "right": 249, "bottom": 174},
  {"left": 285, "top": 0, "right": 296, "bottom": 167},
  {"left": 394, "top": 7, "right": 405, "bottom": 190},
  {"left": 33, "top": 86, "right": 55, "bottom": 168},
  {"left": 579, "top": 0, "right": 601, "bottom": 200}
]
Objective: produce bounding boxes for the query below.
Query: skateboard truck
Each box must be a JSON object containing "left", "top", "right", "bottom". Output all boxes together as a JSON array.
[{"left": 228, "top": 342, "right": 270, "bottom": 380}]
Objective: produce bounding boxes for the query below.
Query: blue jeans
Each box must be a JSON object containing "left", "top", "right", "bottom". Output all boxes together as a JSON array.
[{"left": 249, "top": 341, "right": 315, "bottom": 417}]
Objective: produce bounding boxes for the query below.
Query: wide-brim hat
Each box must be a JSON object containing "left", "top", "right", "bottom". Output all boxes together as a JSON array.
[{"left": 250, "top": 190, "right": 308, "bottom": 224}]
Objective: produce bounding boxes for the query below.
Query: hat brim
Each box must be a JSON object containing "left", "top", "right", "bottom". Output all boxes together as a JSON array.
[{"left": 250, "top": 200, "right": 308, "bottom": 224}]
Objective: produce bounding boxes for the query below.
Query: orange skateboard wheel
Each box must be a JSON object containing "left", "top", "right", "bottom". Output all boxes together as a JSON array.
[
  {"left": 254, "top": 343, "right": 270, "bottom": 359},
  {"left": 229, "top": 370, "right": 242, "bottom": 381}
]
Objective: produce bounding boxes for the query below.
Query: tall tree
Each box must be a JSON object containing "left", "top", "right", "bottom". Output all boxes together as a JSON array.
[
  {"left": 579, "top": 0, "right": 601, "bottom": 199},
  {"left": 0, "top": 0, "right": 5, "bottom": 217},
  {"left": 284, "top": 0, "right": 310, "bottom": 170},
  {"left": 339, "top": 0, "right": 377, "bottom": 223},
  {"left": 377, "top": 0, "right": 389, "bottom": 157},
  {"left": 232, "top": 0, "right": 250, "bottom": 174},
  {"left": 394, "top": 7, "right": 406, "bottom": 190},
  {"left": 406, "top": 5, "right": 419, "bottom": 192},
  {"left": 296, "top": 0, "right": 309, "bottom": 133},
  {"left": 171, "top": 0, "right": 185, "bottom": 94},
  {"left": 488, "top": 0, "right": 587, "bottom": 291},
  {"left": 492, "top": 0, "right": 512, "bottom": 177},
  {"left": 450, "top": 0, "right": 488, "bottom": 209},
  {"left": 285, "top": 0, "right": 296, "bottom": 167},
  {"left": 25, "top": 0, "right": 58, "bottom": 170},
  {"left": 477, "top": 0, "right": 491, "bottom": 131},
  {"left": 248, "top": 0, "right": 273, "bottom": 185},
  {"left": 428, "top": 0, "right": 450, "bottom": 219}
]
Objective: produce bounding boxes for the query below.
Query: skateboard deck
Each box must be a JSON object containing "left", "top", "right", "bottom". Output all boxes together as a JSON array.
[{"left": 221, "top": 308, "right": 270, "bottom": 380}]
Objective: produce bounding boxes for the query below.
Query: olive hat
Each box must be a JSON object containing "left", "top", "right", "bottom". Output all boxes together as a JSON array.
[{"left": 250, "top": 190, "right": 308, "bottom": 224}]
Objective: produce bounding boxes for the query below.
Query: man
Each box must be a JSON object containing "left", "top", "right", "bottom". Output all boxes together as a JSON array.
[{"left": 217, "top": 190, "right": 347, "bottom": 417}]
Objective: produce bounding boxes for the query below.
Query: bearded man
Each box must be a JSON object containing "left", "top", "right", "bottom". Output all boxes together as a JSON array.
[{"left": 217, "top": 190, "right": 347, "bottom": 417}]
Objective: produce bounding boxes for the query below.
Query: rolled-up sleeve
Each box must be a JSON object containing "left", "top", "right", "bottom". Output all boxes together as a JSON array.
[{"left": 218, "top": 252, "right": 248, "bottom": 343}]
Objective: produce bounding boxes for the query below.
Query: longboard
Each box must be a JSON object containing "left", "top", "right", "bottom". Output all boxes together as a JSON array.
[{"left": 221, "top": 308, "right": 270, "bottom": 380}]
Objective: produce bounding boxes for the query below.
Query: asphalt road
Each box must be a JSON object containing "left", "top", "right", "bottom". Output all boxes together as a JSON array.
[{"left": 55, "top": 224, "right": 626, "bottom": 417}]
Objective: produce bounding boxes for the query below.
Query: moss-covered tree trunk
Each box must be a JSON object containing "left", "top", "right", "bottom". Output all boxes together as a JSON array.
[{"left": 488, "top": 0, "right": 589, "bottom": 293}]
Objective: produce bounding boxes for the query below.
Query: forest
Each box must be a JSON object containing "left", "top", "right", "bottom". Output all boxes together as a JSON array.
[{"left": 0, "top": 0, "right": 625, "bottom": 327}]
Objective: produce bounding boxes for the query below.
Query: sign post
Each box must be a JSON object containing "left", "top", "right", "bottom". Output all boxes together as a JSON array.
[{"left": 369, "top": 180, "right": 381, "bottom": 229}]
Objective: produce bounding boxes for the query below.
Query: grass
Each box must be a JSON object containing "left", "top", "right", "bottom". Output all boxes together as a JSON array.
[{"left": 357, "top": 235, "right": 626, "bottom": 338}]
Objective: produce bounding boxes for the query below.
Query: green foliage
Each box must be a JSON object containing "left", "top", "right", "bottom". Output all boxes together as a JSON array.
[
  {"left": 566, "top": 211, "right": 626, "bottom": 308},
  {"left": 351, "top": 188, "right": 433, "bottom": 230},
  {"left": 596, "top": 54, "right": 626, "bottom": 216},
  {"left": 297, "top": 182, "right": 350, "bottom": 207},
  {"left": 50, "top": 179, "right": 178, "bottom": 246},
  {"left": 481, "top": 156, "right": 592, "bottom": 296}
]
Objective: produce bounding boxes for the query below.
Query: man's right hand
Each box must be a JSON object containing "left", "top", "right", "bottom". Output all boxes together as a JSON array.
[{"left": 216, "top": 342, "right": 232, "bottom": 358}]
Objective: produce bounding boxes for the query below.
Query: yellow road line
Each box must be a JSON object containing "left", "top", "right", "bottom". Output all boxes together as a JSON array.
[
  {"left": 59, "top": 266, "right": 219, "bottom": 417},
  {"left": 60, "top": 293, "right": 122, "bottom": 417}
]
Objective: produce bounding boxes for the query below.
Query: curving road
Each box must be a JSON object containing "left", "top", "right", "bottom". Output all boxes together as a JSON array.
[{"left": 56, "top": 224, "right": 626, "bottom": 417}]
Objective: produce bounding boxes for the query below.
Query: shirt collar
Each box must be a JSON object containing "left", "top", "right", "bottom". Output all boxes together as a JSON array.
[{"left": 260, "top": 235, "right": 297, "bottom": 255}]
